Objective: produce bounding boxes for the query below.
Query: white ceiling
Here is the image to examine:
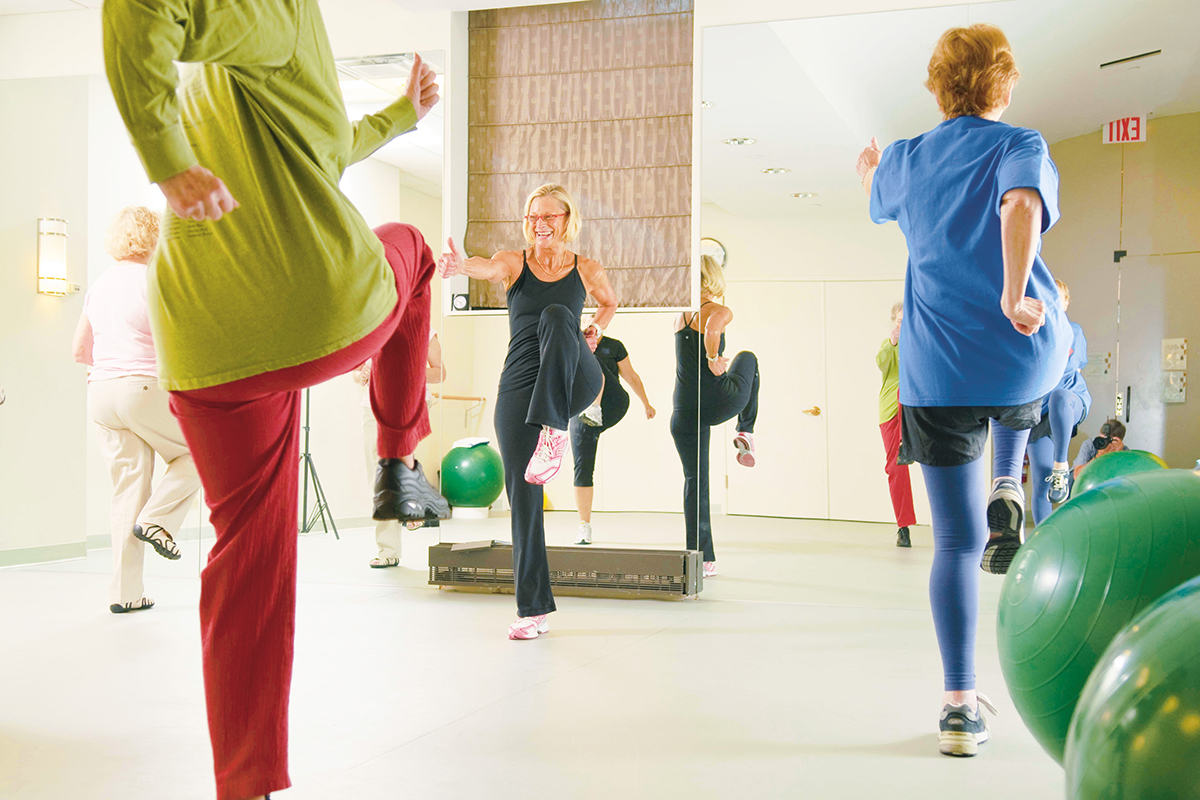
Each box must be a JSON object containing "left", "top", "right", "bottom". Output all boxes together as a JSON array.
[{"left": 702, "top": 0, "right": 1200, "bottom": 220}]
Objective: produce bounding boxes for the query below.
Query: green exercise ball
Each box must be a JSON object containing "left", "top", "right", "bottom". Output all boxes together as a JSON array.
[
  {"left": 997, "top": 469, "right": 1200, "bottom": 763},
  {"left": 440, "top": 440, "right": 504, "bottom": 508},
  {"left": 1066, "top": 575, "right": 1200, "bottom": 799},
  {"left": 1073, "top": 450, "right": 1167, "bottom": 498}
]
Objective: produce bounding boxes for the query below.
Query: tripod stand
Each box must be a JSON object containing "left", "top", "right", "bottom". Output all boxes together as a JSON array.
[{"left": 300, "top": 388, "right": 339, "bottom": 538}]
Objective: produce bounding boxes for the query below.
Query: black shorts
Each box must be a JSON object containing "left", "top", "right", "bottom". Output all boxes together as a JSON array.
[{"left": 899, "top": 401, "right": 1043, "bottom": 467}]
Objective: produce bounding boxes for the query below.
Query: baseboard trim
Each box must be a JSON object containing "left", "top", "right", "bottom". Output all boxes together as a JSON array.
[{"left": 0, "top": 541, "right": 89, "bottom": 568}]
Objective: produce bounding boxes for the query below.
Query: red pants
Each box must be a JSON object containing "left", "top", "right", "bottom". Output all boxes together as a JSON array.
[
  {"left": 880, "top": 409, "right": 917, "bottom": 528},
  {"left": 168, "top": 223, "right": 434, "bottom": 800}
]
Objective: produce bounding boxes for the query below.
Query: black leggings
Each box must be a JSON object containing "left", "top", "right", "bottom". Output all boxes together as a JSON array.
[
  {"left": 568, "top": 386, "right": 629, "bottom": 488},
  {"left": 671, "top": 351, "right": 760, "bottom": 562},
  {"left": 494, "top": 305, "right": 603, "bottom": 617}
]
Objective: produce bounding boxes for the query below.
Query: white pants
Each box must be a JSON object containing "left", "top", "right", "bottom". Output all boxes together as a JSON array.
[
  {"left": 89, "top": 376, "right": 201, "bottom": 604},
  {"left": 363, "top": 407, "right": 404, "bottom": 559}
]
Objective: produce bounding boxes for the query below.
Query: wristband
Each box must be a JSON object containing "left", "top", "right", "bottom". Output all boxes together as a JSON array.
[{"left": 706, "top": 353, "right": 719, "bottom": 362}]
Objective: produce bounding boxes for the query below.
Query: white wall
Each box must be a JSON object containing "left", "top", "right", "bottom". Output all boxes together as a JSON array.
[{"left": 0, "top": 77, "right": 91, "bottom": 565}]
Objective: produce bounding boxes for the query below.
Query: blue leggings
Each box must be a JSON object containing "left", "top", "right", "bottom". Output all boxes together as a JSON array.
[
  {"left": 1025, "top": 389, "right": 1085, "bottom": 525},
  {"left": 923, "top": 422, "right": 1030, "bottom": 691}
]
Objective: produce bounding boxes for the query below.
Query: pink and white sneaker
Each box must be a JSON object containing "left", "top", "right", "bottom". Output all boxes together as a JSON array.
[
  {"left": 508, "top": 614, "right": 550, "bottom": 640},
  {"left": 703, "top": 561, "right": 718, "bottom": 578},
  {"left": 524, "top": 426, "right": 568, "bottom": 484},
  {"left": 733, "top": 432, "right": 756, "bottom": 467}
]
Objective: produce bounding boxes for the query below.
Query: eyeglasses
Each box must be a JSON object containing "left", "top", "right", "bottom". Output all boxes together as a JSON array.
[{"left": 524, "top": 214, "right": 567, "bottom": 224}]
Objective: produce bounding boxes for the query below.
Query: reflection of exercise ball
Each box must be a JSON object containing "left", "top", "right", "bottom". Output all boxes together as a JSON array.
[
  {"left": 1066, "top": 575, "right": 1200, "bottom": 799},
  {"left": 997, "top": 469, "right": 1200, "bottom": 763},
  {"left": 440, "top": 439, "right": 504, "bottom": 508},
  {"left": 1073, "top": 450, "right": 1167, "bottom": 498}
]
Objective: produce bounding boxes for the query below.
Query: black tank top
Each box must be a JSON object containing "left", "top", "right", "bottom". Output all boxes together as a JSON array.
[
  {"left": 673, "top": 309, "right": 725, "bottom": 412},
  {"left": 497, "top": 250, "right": 585, "bottom": 394}
]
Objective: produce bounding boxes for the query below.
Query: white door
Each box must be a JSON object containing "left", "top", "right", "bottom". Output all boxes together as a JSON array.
[{"left": 719, "top": 281, "right": 829, "bottom": 519}]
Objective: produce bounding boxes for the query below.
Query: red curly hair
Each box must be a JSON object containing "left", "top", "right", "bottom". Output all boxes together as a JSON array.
[{"left": 925, "top": 24, "right": 1020, "bottom": 119}]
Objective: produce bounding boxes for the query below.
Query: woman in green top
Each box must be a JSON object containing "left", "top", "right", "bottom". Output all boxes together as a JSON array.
[
  {"left": 103, "top": 1, "right": 444, "bottom": 798},
  {"left": 877, "top": 301, "right": 917, "bottom": 547}
]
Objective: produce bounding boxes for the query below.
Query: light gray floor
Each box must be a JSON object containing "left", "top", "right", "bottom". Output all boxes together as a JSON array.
[{"left": 0, "top": 513, "right": 1064, "bottom": 799}]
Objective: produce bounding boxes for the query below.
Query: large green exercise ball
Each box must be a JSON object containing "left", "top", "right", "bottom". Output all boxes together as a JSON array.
[
  {"left": 1073, "top": 450, "right": 1167, "bottom": 498},
  {"left": 1066, "top": 575, "right": 1200, "bottom": 799},
  {"left": 440, "top": 439, "right": 504, "bottom": 508},
  {"left": 997, "top": 469, "right": 1200, "bottom": 763}
]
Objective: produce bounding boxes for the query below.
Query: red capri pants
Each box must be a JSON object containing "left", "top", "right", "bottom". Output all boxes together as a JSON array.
[
  {"left": 880, "top": 405, "right": 917, "bottom": 529},
  {"left": 168, "top": 223, "right": 433, "bottom": 800}
]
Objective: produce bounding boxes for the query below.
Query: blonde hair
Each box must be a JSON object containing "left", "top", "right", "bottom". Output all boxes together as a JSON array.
[
  {"left": 104, "top": 206, "right": 160, "bottom": 262},
  {"left": 522, "top": 184, "right": 581, "bottom": 244},
  {"left": 700, "top": 255, "right": 726, "bottom": 298},
  {"left": 925, "top": 24, "right": 1020, "bottom": 119},
  {"left": 890, "top": 301, "right": 904, "bottom": 322},
  {"left": 1055, "top": 279, "right": 1070, "bottom": 304}
]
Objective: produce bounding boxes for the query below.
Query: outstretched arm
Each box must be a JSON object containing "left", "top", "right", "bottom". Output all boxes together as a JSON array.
[
  {"left": 348, "top": 54, "right": 439, "bottom": 165},
  {"left": 617, "top": 357, "right": 655, "bottom": 419},
  {"left": 437, "top": 238, "right": 516, "bottom": 285}
]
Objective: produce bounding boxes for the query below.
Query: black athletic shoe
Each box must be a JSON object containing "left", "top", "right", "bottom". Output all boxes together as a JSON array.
[
  {"left": 939, "top": 695, "right": 996, "bottom": 757},
  {"left": 373, "top": 459, "right": 450, "bottom": 523},
  {"left": 981, "top": 534, "right": 1023, "bottom": 574},
  {"left": 896, "top": 527, "right": 911, "bottom": 548}
]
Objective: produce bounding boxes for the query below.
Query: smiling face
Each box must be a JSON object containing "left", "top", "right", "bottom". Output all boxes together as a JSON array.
[{"left": 526, "top": 196, "right": 569, "bottom": 247}]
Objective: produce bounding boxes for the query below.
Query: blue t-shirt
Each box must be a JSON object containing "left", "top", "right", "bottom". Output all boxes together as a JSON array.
[
  {"left": 871, "top": 115, "right": 1070, "bottom": 407},
  {"left": 1043, "top": 320, "right": 1091, "bottom": 420}
]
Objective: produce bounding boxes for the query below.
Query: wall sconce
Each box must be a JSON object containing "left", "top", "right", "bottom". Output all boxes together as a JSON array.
[{"left": 37, "top": 218, "right": 79, "bottom": 296}]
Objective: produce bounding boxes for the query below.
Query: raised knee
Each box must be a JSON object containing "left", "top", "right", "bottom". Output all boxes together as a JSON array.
[{"left": 539, "top": 304, "right": 575, "bottom": 329}]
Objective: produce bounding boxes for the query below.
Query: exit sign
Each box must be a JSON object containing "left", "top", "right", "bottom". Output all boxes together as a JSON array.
[{"left": 1103, "top": 115, "right": 1147, "bottom": 143}]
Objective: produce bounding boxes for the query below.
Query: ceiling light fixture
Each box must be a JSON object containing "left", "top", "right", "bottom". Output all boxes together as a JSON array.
[
  {"left": 761, "top": 167, "right": 790, "bottom": 175},
  {"left": 723, "top": 137, "right": 756, "bottom": 146},
  {"left": 791, "top": 192, "right": 818, "bottom": 198}
]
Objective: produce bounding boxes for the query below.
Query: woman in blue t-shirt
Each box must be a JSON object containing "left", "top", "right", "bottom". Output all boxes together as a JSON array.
[
  {"left": 1025, "top": 279, "right": 1091, "bottom": 524},
  {"left": 857, "top": 23, "right": 1070, "bottom": 757}
]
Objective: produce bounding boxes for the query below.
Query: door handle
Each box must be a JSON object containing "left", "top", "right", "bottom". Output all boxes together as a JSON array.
[{"left": 802, "top": 406, "right": 822, "bottom": 416}]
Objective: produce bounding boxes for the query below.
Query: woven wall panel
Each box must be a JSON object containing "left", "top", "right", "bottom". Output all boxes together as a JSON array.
[{"left": 465, "top": 0, "right": 693, "bottom": 309}]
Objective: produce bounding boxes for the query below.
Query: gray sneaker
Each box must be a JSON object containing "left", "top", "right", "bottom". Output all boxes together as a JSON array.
[
  {"left": 939, "top": 695, "right": 997, "bottom": 757},
  {"left": 986, "top": 476, "right": 1025, "bottom": 538},
  {"left": 1046, "top": 467, "right": 1071, "bottom": 504}
]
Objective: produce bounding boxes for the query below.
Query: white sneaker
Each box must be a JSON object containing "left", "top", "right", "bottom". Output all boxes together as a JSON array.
[
  {"left": 579, "top": 403, "right": 603, "bottom": 427},
  {"left": 508, "top": 614, "right": 550, "bottom": 640},
  {"left": 524, "top": 426, "right": 568, "bottom": 485},
  {"left": 575, "top": 521, "right": 593, "bottom": 545}
]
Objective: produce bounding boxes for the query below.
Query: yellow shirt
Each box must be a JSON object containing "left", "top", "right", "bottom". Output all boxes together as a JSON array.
[
  {"left": 103, "top": 0, "right": 417, "bottom": 390},
  {"left": 876, "top": 338, "right": 900, "bottom": 424}
]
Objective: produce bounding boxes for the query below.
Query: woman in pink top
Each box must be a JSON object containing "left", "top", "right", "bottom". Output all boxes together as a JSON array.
[{"left": 73, "top": 206, "right": 201, "bottom": 614}]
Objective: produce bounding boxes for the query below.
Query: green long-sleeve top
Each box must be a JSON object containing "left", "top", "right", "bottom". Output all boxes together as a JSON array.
[
  {"left": 103, "top": 0, "right": 418, "bottom": 390},
  {"left": 876, "top": 338, "right": 900, "bottom": 424}
]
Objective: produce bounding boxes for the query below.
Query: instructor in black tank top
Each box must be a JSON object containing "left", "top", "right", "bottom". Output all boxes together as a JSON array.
[{"left": 438, "top": 184, "right": 616, "bottom": 641}]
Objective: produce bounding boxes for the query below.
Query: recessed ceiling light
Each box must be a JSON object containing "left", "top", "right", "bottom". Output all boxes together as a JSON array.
[
  {"left": 792, "top": 192, "right": 818, "bottom": 198},
  {"left": 701, "top": 100, "right": 714, "bottom": 108},
  {"left": 762, "top": 167, "right": 790, "bottom": 175},
  {"left": 723, "top": 137, "right": 756, "bottom": 146}
]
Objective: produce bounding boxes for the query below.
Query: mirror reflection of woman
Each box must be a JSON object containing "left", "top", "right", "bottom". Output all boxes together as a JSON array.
[
  {"left": 438, "top": 184, "right": 616, "bottom": 640},
  {"left": 670, "top": 255, "right": 760, "bottom": 578},
  {"left": 857, "top": 23, "right": 1069, "bottom": 757},
  {"left": 570, "top": 335, "right": 656, "bottom": 545},
  {"left": 72, "top": 206, "right": 202, "bottom": 614},
  {"left": 1025, "top": 279, "right": 1090, "bottom": 523}
]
